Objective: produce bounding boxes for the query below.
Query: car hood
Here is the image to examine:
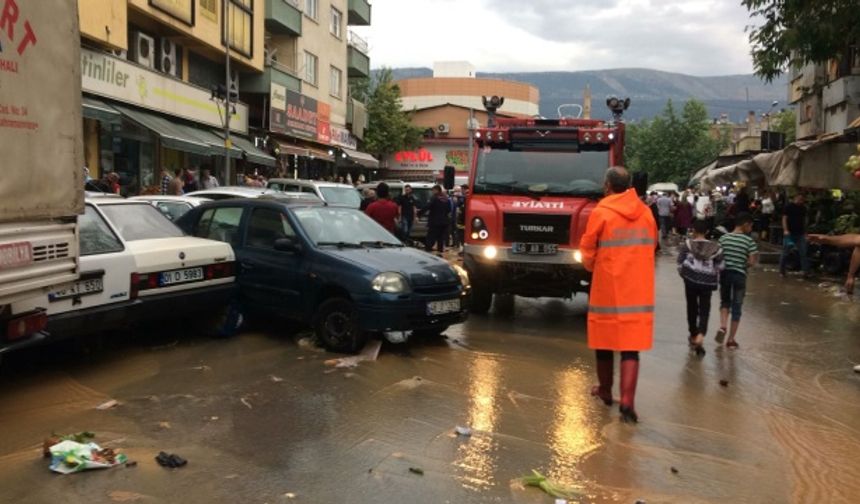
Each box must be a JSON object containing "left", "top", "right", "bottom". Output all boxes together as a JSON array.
[
  {"left": 125, "top": 237, "right": 235, "bottom": 271},
  {"left": 321, "top": 247, "right": 458, "bottom": 286}
]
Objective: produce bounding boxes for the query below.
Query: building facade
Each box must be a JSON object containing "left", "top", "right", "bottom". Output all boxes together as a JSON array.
[
  {"left": 789, "top": 47, "right": 860, "bottom": 140},
  {"left": 386, "top": 62, "right": 540, "bottom": 181}
]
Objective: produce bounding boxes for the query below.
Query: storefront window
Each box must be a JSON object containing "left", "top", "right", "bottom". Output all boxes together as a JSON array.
[{"left": 100, "top": 118, "right": 156, "bottom": 196}]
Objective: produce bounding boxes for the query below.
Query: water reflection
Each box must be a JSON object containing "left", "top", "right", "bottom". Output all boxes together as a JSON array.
[
  {"left": 454, "top": 353, "right": 501, "bottom": 491},
  {"left": 547, "top": 367, "right": 600, "bottom": 486}
]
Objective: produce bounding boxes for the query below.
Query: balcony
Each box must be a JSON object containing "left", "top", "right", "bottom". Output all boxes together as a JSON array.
[
  {"left": 266, "top": 0, "right": 302, "bottom": 36},
  {"left": 347, "top": 31, "right": 370, "bottom": 78},
  {"left": 348, "top": 0, "right": 371, "bottom": 26},
  {"left": 243, "top": 60, "right": 302, "bottom": 94}
]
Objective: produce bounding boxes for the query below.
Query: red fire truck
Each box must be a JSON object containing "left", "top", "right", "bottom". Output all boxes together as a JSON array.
[{"left": 464, "top": 96, "right": 631, "bottom": 313}]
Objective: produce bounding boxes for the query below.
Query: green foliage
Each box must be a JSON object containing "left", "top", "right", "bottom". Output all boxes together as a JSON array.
[
  {"left": 361, "top": 68, "right": 424, "bottom": 159},
  {"left": 770, "top": 109, "right": 796, "bottom": 144},
  {"left": 742, "top": 0, "right": 860, "bottom": 82},
  {"left": 625, "top": 99, "right": 728, "bottom": 186}
]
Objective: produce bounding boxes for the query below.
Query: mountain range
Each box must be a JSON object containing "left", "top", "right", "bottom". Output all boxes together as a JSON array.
[{"left": 386, "top": 67, "right": 788, "bottom": 123}]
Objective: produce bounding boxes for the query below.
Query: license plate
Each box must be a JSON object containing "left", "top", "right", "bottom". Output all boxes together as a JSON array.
[
  {"left": 512, "top": 243, "right": 559, "bottom": 255},
  {"left": 159, "top": 267, "right": 204, "bottom": 286},
  {"left": 0, "top": 241, "right": 33, "bottom": 270},
  {"left": 427, "top": 298, "right": 461, "bottom": 316},
  {"left": 49, "top": 278, "right": 104, "bottom": 301}
]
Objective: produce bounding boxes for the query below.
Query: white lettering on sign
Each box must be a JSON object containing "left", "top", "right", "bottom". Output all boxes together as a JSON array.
[
  {"left": 0, "top": 241, "right": 32, "bottom": 269},
  {"left": 519, "top": 225, "right": 554, "bottom": 233},
  {"left": 512, "top": 201, "right": 565, "bottom": 209}
]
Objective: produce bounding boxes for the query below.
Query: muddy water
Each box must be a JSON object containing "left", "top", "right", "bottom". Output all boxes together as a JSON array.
[{"left": 1, "top": 257, "right": 859, "bottom": 503}]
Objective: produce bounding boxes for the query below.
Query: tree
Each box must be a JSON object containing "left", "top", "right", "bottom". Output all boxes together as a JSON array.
[
  {"left": 742, "top": 0, "right": 860, "bottom": 82},
  {"left": 770, "top": 109, "right": 796, "bottom": 143},
  {"left": 360, "top": 68, "right": 424, "bottom": 160},
  {"left": 625, "top": 99, "right": 728, "bottom": 186}
]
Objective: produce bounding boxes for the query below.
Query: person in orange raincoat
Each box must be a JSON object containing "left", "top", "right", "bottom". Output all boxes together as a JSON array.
[{"left": 581, "top": 167, "right": 657, "bottom": 423}]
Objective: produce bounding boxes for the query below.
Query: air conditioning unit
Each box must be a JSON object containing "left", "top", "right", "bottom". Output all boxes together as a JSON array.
[
  {"left": 112, "top": 48, "right": 127, "bottom": 60},
  {"left": 132, "top": 32, "right": 155, "bottom": 69},
  {"left": 160, "top": 38, "right": 178, "bottom": 77},
  {"left": 436, "top": 123, "right": 451, "bottom": 134},
  {"left": 228, "top": 70, "right": 240, "bottom": 102}
]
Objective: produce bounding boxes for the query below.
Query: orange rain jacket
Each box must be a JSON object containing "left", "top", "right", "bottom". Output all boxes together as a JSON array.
[{"left": 581, "top": 188, "right": 657, "bottom": 351}]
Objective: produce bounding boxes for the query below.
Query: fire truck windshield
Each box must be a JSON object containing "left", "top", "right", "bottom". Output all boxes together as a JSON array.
[{"left": 473, "top": 149, "right": 609, "bottom": 197}]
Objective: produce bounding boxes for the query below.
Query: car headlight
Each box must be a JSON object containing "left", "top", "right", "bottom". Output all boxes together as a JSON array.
[
  {"left": 451, "top": 264, "right": 470, "bottom": 288},
  {"left": 371, "top": 272, "right": 410, "bottom": 293}
]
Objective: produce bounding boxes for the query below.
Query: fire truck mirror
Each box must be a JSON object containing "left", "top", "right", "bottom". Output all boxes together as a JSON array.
[{"left": 443, "top": 166, "right": 456, "bottom": 190}]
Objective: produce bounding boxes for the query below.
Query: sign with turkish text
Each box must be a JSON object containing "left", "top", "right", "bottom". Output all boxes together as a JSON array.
[
  {"left": 80, "top": 48, "right": 248, "bottom": 134},
  {"left": 445, "top": 149, "right": 470, "bottom": 171},
  {"left": 330, "top": 126, "right": 357, "bottom": 149},
  {"left": 317, "top": 102, "right": 331, "bottom": 144},
  {"left": 387, "top": 145, "right": 467, "bottom": 172},
  {"left": 285, "top": 89, "right": 318, "bottom": 140}
]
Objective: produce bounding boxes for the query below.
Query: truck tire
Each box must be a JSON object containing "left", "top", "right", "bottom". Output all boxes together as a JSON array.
[
  {"left": 314, "top": 298, "right": 366, "bottom": 354},
  {"left": 470, "top": 284, "right": 493, "bottom": 314}
]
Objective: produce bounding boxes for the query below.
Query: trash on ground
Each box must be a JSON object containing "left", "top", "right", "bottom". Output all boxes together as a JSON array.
[
  {"left": 48, "top": 440, "right": 127, "bottom": 474},
  {"left": 155, "top": 451, "right": 187, "bottom": 468},
  {"left": 240, "top": 396, "right": 253, "bottom": 409},
  {"left": 854, "top": 364, "right": 860, "bottom": 373},
  {"left": 671, "top": 466, "right": 679, "bottom": 474},
  {"left": 44, "top": 432, "right": 96, "bottom": 457},
  {"left": 520, "top": 470, "right": 583, "bottom": 499},
  {"left": 269, "top": 375, "right": 284, "bottom": 383},
  {"left": 324, "top": 340, "right": 382, "bottom": 368},
  {"left": 125, "top": 461, "right": 137, "bottom": 468},
  {"left": 719, "top": 379, "right": 729, "bottom": 387},
  {"left": 96, "top": 399, "right": 119, "bottom": 410},
  {"left": 408, "top": 467, "right": 424, "bottom": 475},
  {"left": 284, "top": 492, "right": 297, "bottom": 499},
  {"left": 190, "top": 365, "right": 211, "bottom": 371},
  {"left": 157, "top": 421, "right": 171, "bottom": 430},
  {"left": 455, "top": 426, "right": 472, "bottom": 436},
  {"left": 297, "top": 336, "right": 324, "bottom": 352}
]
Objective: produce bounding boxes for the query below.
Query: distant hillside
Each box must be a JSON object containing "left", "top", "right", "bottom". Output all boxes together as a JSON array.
[{"left": 385, "top": 67, "right": 788, "bottom": 123}]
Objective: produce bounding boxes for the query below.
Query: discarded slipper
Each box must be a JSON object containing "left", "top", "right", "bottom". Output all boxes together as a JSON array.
[{"left": 155, "top": 451, "right": 187, "bottom": 468}]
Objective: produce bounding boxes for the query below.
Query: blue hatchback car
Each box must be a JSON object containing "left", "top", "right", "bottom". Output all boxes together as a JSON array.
[{"left": 176, "top": 195, "right": 470, "bottom": 352}]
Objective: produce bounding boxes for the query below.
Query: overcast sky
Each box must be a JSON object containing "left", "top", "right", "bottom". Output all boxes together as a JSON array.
[{"left": 352, "top": 0, "right": 757, "bottom": 76}]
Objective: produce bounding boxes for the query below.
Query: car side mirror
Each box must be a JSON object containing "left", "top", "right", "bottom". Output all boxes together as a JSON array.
[{"left": 274, "top": 238, "right": 302, "bottom": 254}]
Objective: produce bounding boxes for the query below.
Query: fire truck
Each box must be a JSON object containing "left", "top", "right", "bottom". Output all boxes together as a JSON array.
[{"left": 464, "top": 95, "right": 631, "bottom": 313}]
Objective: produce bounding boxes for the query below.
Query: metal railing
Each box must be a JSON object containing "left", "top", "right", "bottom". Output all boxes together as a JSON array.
[
  {"left": 348, "top": 30, "right": 369, "bottom": 54},
  {"left": 267, "top": 58, "right": 300, "bottom": 78}
]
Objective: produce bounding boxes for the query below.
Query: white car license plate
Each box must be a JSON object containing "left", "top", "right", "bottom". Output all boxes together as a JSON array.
[
  {"left": 160, "top": 267, "right": 204, "bottom": 286},
  {"left": 49, "top": 278, "right": 104, "bottom": 301},
  {"left": 427, "top": 298, "right": 460, "bottom": 316},
  {"left": 512, "top": 242, "right": 559, "bottom": 255}
]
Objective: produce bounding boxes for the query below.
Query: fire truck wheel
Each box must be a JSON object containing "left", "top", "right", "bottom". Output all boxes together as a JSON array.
[{"left": 470, "top": 284, "right": 493, "bottom": 314}]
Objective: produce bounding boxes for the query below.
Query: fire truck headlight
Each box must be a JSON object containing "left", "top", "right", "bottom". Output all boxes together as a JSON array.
[
  {"left": 608, "top": 132, "right": 615, "bottom": 141},
  {"left": 471, "top": 232, "right": 479, "bottom": 240},
  {"left": 475, "top": 131, "right": 482, "bottom": 139},
  {"left": 478, "top": 229, "right": 489, "bottom": 240},
  {"left": 596, "top": 132, "right": 605, "bottom": 142},
  {"left": 583, "top": 133, "right": 592, "bottom": 143},
  {"left": 573, "top": 250, "right": 583, "bottom": 263},
  {"left": 483, "top": 246, "right": 498, "bottom": 260}
]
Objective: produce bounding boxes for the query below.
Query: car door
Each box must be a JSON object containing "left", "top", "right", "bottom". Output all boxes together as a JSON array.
[{"left": 238, "top": 207, "right": 305, "bottom": 318}]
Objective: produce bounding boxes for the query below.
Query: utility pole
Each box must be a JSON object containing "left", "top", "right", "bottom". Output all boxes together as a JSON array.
[
  {"left": 467, "top": 108, "right": 474, "bottom": 176},
  {"left": 224, "top": 0, "right": 232, "bottom": 180}
]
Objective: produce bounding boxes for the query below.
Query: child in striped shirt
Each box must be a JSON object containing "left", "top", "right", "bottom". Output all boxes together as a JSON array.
[{"left": 717, "top": 213, "right": 759, "bottom": 349}]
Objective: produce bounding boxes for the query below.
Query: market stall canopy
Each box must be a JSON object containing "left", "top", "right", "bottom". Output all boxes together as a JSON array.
[
  {"left": 689, "top": 160, "right": 718, "bottom": 187},
  {"left": 82, "top": 96, "right": 120, "bottom": 124},
  {"left": 342, "top": 148, "right": 379, "bottom": 168}
]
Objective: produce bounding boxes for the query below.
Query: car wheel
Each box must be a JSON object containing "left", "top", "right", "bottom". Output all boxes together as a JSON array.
[
  {"left": 470, "top": 283, "right": 493, "bottom": 314},
  {"left": 205, "top": 298, "right": 245, "bottom": 338},
  {"left": 314, "top": 298, "right": 366, "bottom": 353}
]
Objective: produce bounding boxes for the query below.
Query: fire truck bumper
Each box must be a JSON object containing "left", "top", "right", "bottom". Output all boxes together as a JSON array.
[{"left": 463, "top": 245, "right": 591, "bottom": 298}]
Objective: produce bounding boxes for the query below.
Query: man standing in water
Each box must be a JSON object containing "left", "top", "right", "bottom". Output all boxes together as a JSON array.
[{"left": 581, "top": 167, "right": 658, "bottom": 423}]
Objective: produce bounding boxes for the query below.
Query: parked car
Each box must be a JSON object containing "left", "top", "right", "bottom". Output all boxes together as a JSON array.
[
  {"left": 176, "top": 196, "right": 470, "bottom": 353},
  {"left": 357, "top": 181, "right": 436, "bottom": 240},
  {"left": 130, "top": 195, "right": 210, "bottom": 221},
  {"left": 186, "top": 186, "right": 281, "bottom": 200},
  {"left": 12, "top": 199, "right": 239, "bottom": 342},
  {"left": 267, "top": 179, "right": 362, "bottom": 208}
]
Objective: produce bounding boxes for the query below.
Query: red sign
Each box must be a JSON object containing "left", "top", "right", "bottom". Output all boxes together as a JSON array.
[
  {"left": 0, "top": 241, "right": 32, "bottom": 270},
  {"left": 317, "top": 102, "right": 331, "bottom": 144},
  {"left": 394, "top": 148, "right": 434, "bottom": 163}
]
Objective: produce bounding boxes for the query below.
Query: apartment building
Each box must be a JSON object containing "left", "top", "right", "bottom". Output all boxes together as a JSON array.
[{"left": 789, "top": 47, "right": 860, "bottom": 140}]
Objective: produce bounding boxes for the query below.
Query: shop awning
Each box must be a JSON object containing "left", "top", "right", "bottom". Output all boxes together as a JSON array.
[
  {"left": 114, "top": 105, "right": 211, "bottom": 156},
  {"left": 225, "top": 134, "right": 277, "bottom": 167},
  {"left": 307, "top": 147, "right": 334, "bottom": 162},
  {"left": 342, "top": 148, "right": 379, "bottom": 168},
  {"left": 274, "top": 140, "right": 310, "bottom": 157},
  {"left": 82, "top": 96, "right": 121, "bottom": 123}
]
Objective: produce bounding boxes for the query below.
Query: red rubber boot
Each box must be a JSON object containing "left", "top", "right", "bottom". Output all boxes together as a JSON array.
[
  {"left": 619, "top": 358, "right": 639, "bottom": 423},
  {"left": 590, "top": 357, "right": 614, "bottom": 406}
]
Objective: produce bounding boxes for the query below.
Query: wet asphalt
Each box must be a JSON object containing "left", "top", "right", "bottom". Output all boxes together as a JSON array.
[{"left": 1, "top": 252, "right": 859, "bottom": 504}]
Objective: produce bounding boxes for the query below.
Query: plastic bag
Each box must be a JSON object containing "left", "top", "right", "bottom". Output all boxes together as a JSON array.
[{"left": 48, "top": 440, "right": 127, "bottom": 474}]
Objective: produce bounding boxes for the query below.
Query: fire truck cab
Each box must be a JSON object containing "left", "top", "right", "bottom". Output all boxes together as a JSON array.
[{"left": 464, "top": 96, "right": 630, "bottom": 313}]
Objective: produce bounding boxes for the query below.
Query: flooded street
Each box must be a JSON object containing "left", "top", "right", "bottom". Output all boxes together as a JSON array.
[{"left": 2, "top": 256, "right": 859, "bottom": 503}]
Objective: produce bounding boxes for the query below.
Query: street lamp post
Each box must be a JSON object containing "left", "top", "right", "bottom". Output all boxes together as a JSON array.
[
  {"left": 224, "top": 0, "right": 232, "bottom": 178},
  {"left": 764, "top": 100, "right": 779, "bottom": 151}
]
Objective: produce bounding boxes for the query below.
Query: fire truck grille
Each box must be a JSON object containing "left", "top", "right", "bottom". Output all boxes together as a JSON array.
[{"left": 503, "top": 213, "right": 571, "bottom": 244}]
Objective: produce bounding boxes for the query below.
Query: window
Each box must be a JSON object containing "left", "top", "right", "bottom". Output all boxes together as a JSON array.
[
  {"left": 293, "top": 207, "right": 399, "bottom": 245},
  {"left": 224, "top": 0, "right": 253, "bottom": 58},
  {"left": 79, "top": 206, "right": 124, "bottom": 256},
  {"left": 246, "top": 209, "right": 296, "bottom": 249},
  {"left": 330, "top": 66, "right": 342, "bottom": 99},
  {"left": 304, "top": 0, "right": 318, "bottom": 19},
  {"left": 155, "top": 202, "right": 193, "bottom": 221},
  {"left": 303, "top": 51, "right": 318, "bottom": 86},
  {"left": 196, "top": 207, "right": 244, "bottom": 246},
  {"left": 99, "top": 204, "right": 184, "bottom": 242},
  {"left": 330, "top": 7, "right": 343, "bottom": 38}
]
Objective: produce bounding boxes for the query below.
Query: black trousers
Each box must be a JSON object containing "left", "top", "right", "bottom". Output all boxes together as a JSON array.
[
  {"left": 425, "top": 225, "right": 448, "bottom": 252},
  {"left": 684, "top": 280, "right": 713, "bottom": 337}
]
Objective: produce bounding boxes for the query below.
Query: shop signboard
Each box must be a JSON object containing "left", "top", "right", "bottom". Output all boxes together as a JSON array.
[
  {"left": 330, "top": 126, "right": 357, "bottom": 149},
  {"left": 387, "top": 145, "right": 471, "bottom": 173},
  {"left": 317, "top": 102, "right": 331, "bottom": 144},
  {"left": 270, "top": 83, "right": 287, "bottom": 133},
  {"left": 285, "top": 90, "right": 317, "bottom": 140},
  {"left": 80, "top": 48, "right": 248, "bottom": 134},
  {"left": 445, "top": 149, "right": 470, "bottom": 172}
]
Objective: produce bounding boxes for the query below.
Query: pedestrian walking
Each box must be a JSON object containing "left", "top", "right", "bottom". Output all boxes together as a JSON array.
[
  {"left": 421, "top": 185, "right": 450, "bottom": 254},
  {"left": 780, "top": 194, "right": 810, "bottom": 277},
  {"left": 674, "top": 197, "right": 693, "bottom": 237},
  {"left": 809, "top": 233, "right": 860, "bottom": 295},
  {"left": 364, "top": 182, "right": 399, "bottom": 234},
  {"left": 716, "top": 213, "right": 759, "bottom": 349},
  {"left": 581, "top": 167, "right": 658, "bottom": 424},
  {"left": 656, "top": 192, "right": 674, "bottom": 238},
  {"left": 359, "top": 188, "right": 376, "bottom": 211},
  {"left": 168, "top": 169, "right": 184, "bottom": 195},
  {"left": 678, "top": 219, "right": 725, "bottom": 355},
  {"left": 760, "top": 192, "right": 775, "bottom": 242},
  {"left": 200, "top": 168, "right": 219, "bottom": 189},
  {"left": 395, "top": 184, "right": 417, "bottom": 242},
  {"left": 160, "top": 168, "right": 172, "bottom": 195}
]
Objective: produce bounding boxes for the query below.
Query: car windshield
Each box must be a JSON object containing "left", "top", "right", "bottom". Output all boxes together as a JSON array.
[
  {"left": 293, "top": 207, "right": 400, "bottom": 247},
  {"left": 319, "top": 187, "right": 362, "bottom": 208},
  {"left": 474, "top": 149, "right": 608, "bottom": 197},
  {"left": 99, "top": 203, "right": 185, "bottom": 241}
]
